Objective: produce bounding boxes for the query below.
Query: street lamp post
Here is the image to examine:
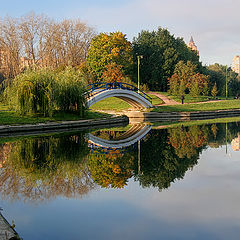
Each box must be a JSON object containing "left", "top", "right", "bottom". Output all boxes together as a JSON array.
[
  {"left": 226, "top": 65, "right": 228, "bottom": 99},
  {"left": 137, "top": 55, "right": 143, "bottom": 93}
]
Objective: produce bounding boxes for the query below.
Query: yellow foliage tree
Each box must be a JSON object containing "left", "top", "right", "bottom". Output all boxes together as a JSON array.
[{"left": 87, "top": 32, "right": 133, "bottom": 81}]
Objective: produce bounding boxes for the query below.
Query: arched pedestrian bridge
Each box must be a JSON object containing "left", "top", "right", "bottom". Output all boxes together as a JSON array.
[
  {"left": 86, "top": 82, "right": 153, "bottom": 109},
  {"left": 87, "top": 124, "right": 152, "bottom": 149}
]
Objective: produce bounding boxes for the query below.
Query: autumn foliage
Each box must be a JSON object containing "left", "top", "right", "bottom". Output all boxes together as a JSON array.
[
  {"left": 87, "top": 31, "right": 133, "bottom": 81},
  {"left": 101, "top": 63, "right": 125, "bottom": 83},
  {"left": 168, "top": 61, "right": 209, "bottom": 96}
]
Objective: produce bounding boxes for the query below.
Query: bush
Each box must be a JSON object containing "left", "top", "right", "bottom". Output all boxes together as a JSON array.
[
  {"left": 6, "top": 69, "right": 55, "bottom": 116},
  {"left": 55, "top": 67, "right": 87, "bottom": 117},
  {"left": 5, "top": 67, "right": 87, "bottom": 117}
]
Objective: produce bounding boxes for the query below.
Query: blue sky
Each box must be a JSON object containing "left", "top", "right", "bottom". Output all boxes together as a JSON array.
[{"left": 1, "top": 0, "right": 239, "bottom": 66}]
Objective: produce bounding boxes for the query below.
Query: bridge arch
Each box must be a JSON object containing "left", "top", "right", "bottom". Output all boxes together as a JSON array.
[
  {"left": 87, "top": 124, "right": 152, "bottom": 149},
  {"left": 86, "top": 82, "right": 153, "bottom": 109}
]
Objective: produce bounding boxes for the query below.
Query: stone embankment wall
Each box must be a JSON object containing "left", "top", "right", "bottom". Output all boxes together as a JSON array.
[
  {"left": 144, "top": 109, "right": 240, "bottom": 122},
  {"left": 99, "top": 109, "right": 240, "bottom": 122},
  {"left": 0, "top": 116, "right": 129, "bottom": 137}
]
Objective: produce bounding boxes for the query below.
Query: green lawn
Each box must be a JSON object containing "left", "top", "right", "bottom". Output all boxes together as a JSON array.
[
  {"left": 90, "top": 97, "right": 131, "bottom": 111},
  {"left": 90, "top": 94, "right": 163, "bottom": 111},
  {"left": 158, "top": 92, "right": 234, "bottom": 103},
  {"left": 0, "top": 106, "right": 111, "bottom": 125},
  {"left": 153, "top": 99, "right": 240, "bottom": 112}
]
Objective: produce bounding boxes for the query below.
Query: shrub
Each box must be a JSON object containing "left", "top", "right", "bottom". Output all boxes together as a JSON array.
[
  {"left": 6, "top": 69, "right": 55, "bottom": 116},
  {"left": 5, "top": 67, "right": 87, "bottom": 117},
  {"left": 55, "top": 67, "right": 87, "bottom": 116}
]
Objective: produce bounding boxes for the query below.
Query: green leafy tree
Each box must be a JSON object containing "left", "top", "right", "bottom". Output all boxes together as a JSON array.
[
  {"left": 174, "top": 60, "right": 197, "bottom": 85},
  {"left": 168, "top": 73, "right": 180, "bottom": 95},
  {"left": 86, "top": 32, "right": 133, "bottom": 81},
  {"left": 188, "top": 73, "right": 209, "bottom": 96},
  {"left": 206, "top": 64, "right": 239, "bottom": 96},
  {"left": 132, "top": 27, "right": 201, "bottom": 91},
  {"left": 55, "top": 67, "right": 87, "bottom": 116},
  {"left": 5, "top": 68, "right": 87, "bottom": 117},
  {"left": 211, "top": 82, "right": 218, "bottom": 98},
  {"left": 168, "top": 61, "right": 209, "bottom": 96},
  {"left": 5, "top": 69, "right": 56, "bottom": 116}
]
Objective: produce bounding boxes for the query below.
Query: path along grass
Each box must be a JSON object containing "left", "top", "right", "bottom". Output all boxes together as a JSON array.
[
  {"left": 153, "top": 99, "right": 240, "bottom": 112},
  {"left": 158, "top": 92, "right": 234, "bottom": 103}
]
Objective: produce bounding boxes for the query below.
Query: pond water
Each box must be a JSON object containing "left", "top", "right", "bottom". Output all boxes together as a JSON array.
[{"left": 0, "top": 120, "right": 240, "bottom": 240}]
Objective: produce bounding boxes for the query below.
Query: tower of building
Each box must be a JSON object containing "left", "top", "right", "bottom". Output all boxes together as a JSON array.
[
  {"left": 187, "top": 36, "right": 199, "bottom": 55},
  {"left": 232, "top": 56, "right": 240, "bottom": 74}
]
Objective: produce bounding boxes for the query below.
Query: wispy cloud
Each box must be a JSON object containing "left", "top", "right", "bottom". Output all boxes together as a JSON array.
[
  {"left": 0, "top": 0, "right": 239, "bottom": 65},
  {"left": 67, "top": 0, "right": 240, "bottom": 65}
]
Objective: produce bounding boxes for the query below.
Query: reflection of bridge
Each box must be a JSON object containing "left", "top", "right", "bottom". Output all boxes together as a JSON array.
[
  {"left": 87, "top": 124, "right": 152, "bottom": 149},
  {"left": 86, "top": 82, "right": 153, "bottom": 109}
]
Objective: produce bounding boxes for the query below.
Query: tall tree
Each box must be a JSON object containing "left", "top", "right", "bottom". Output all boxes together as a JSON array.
[
  {"left": 0, "top": 13, "right": 95, "bottom": 80},
  {"left": 207, "top": 63, "right": 239, "bottom": 96},
  {"left": 86, "top": 32, "right": 133, "bottom": 81},
  {"left": 132, "top": 27, "right": 202, "bottom": 91}
]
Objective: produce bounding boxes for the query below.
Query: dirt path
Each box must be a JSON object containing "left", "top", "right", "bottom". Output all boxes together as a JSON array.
[
  {"left": 148, "top": 92, "right": 180, "bottom": 105},
  {"left": 148, "top": 92, "right": 225, "bottom": 106}
]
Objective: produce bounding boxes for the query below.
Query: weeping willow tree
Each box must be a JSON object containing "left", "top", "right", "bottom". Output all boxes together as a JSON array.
[
  {"left": 5, "top": 67, "right": 87, "bottom": 117},
  {"left": 5, "top": 69, "right": 56, "bottom": 116},
  {"left": 55, "top": 67, "right": 87, "bottom": 117}
]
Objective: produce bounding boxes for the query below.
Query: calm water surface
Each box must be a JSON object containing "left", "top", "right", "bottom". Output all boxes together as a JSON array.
[{"left": 0, "top": 121, "right": 240, "bottom": 240}]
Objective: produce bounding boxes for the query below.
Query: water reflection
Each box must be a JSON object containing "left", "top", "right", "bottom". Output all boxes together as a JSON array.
[
  {"left": 232, "top": 133, "right": 240, "bottom": 151},
  {"left": 0, "top": 209, "right": 20, "bottom": 240},
  {"left": 0, "top": 122, "right": 240, "bottom": 203},
  {"left": 0, "top": 133, "right": 94, "bottom": 203}
]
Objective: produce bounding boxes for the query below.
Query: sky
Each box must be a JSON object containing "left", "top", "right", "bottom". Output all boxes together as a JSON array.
[{"left": 0, "top": 0, "right": 239, "bottom": 66}]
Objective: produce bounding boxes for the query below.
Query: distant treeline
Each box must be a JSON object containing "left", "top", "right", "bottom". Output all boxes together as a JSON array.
[{"left": 0, "top": 13, "right": 239, "bottom": 96}]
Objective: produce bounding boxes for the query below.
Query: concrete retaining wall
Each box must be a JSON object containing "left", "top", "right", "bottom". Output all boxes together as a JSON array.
[
  {"left": 0, "top": 115, "right": 129, "bottom": 137},
  {"left": 144, "top": 109, "right": 240, "bottom": 122},
  {"left": 94, "top": 109, "right": 240, "bottom": 123}
]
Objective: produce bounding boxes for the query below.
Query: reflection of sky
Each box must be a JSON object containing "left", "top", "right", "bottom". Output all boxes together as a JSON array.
[{"left": 1, "top": 145, "right": 240, "bottom": 240}]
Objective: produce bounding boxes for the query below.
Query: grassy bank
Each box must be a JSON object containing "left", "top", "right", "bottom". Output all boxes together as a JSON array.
[
  {"left": 90, "top": 97, "right": 131, "bottom": 111},
  {"left": 0, "top": 105, "right": 111, "bottom": 125},
  {"left": 153, "top": 99, "right": 240, "bottom": 112},
  {"left": 158, "top": 92, "right": 234, "bottom": 103}
]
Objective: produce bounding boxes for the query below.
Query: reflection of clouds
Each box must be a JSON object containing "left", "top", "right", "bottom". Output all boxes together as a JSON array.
[
  {"left": 83, "top": 146, "right": 240, "bottom": 238},
  {"left": 95, "top": 146, "right": 240, "bottom": 225},
  {"left": 134, "top": 147, "right": 240, "bottom": 222}
]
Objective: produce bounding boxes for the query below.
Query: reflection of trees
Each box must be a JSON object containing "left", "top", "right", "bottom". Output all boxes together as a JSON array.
[
  {"left": 1, "top": 121, "right": 240, "bottom": 200},
  {"left": 0, "top": 134, "right": 94, "bottom": 203},
  {"left": 135, "top": 129, "right": 200, "bottom": 191},
  {"left": 88, "top": 149, "right": 134, "bottom": 189},
  {"left": 91, "top": 130, "right": 128, "bottom": 140},
  {"left": 168, "top": 125, "right": 209, "bottom": 158},
  {"left": 136, "top": 122, "right": 240, "bottom": 191}
]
